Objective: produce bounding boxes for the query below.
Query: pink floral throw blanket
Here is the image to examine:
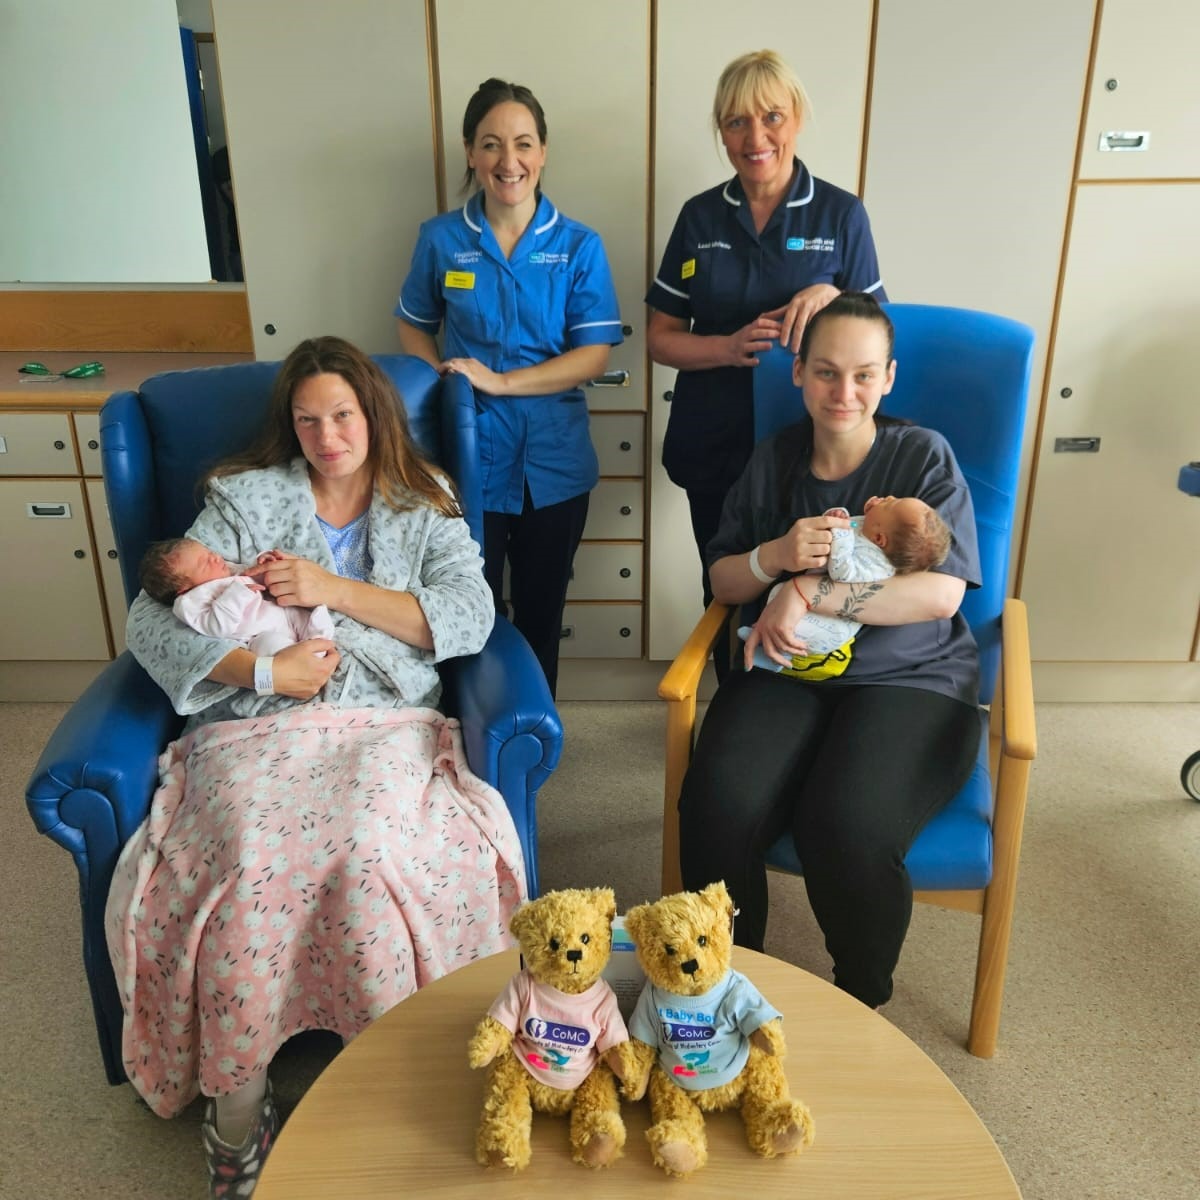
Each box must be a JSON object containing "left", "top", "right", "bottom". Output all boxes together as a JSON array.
[{"left": 105, "top": 704, "right": 526, "bottom": 1117}]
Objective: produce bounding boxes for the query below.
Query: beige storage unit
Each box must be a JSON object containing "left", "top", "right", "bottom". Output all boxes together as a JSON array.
[
  {"left": 559, "top": 603, "right": 642, "bottom": 659},
  {"left": 1081, "top": 0, "right": 1200, "bottom": 181},
  {"left": 1020, "top": 182, "right": 1200, "bottom": 663},
  {"left": 646, "top": 0, "right": 875, "bottom": 658},
  {"left": 212, "top": 0, "right": 437, "bottom": 356},
  {"left": 0, "top": 410, "right": 110, "bottom": 661}
]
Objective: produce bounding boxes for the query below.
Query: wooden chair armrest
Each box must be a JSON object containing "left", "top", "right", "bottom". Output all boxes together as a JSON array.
[
  {"left": 658, "top": 602, "right": 732, "bottom": 703},
  {"left": 999, "top": 597, "right": 1037, "bottom": 761}
]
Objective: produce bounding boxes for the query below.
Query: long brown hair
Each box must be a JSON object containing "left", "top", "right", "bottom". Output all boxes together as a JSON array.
[{"left": 206, "top": 336, "right": 462, "bottom": 518}]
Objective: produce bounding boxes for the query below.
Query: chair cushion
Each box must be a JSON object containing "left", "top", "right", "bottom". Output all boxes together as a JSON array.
[{"left": 765, "top": 708, "right": 993, "bottom": 891}]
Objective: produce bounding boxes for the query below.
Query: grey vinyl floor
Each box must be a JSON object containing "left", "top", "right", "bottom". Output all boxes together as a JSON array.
[{"left": 3, "top": 699, "right": 1198, "bottom": 1199}]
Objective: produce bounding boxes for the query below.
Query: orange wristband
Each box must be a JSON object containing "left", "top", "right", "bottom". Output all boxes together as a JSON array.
[{"left": 792, "top": 575, "right": 810, "bottom": 611}]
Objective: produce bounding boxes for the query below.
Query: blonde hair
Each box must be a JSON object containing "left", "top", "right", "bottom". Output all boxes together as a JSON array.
[{"left": 712, "top": 49, "right": 811, "bottom": 136}]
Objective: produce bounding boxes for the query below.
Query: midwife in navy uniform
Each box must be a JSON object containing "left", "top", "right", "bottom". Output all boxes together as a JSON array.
[
  {"left": 396, "top": 78, "right": 623, "bottom": 697},
  {"left": 646, "top": 50, "right": 887, "bottom": 679}
]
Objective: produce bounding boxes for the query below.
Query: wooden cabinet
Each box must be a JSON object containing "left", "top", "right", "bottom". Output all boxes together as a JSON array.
[{"left": 0, "top": 412, "right": 112, "bottom": 663}]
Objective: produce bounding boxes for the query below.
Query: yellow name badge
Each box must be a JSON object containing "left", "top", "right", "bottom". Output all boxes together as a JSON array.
[
  {"left": 681, "top": 258, "right": 696, "bottom": 280},
  {"left": 444, "top": 270, "right": 476, "bottom": 289}
]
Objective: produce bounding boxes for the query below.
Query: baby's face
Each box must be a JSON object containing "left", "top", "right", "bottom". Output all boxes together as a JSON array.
[
  {"left": 171, "top": 540, "right": 232, "bottom": 592},
  {"left": 862, "top": 495, "right": 929, "bottom": 543}
]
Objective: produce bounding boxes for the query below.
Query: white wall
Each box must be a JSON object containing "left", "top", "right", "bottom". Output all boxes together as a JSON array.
[{"left": 0, "top": 0, "right": 210, "bottom": 283}]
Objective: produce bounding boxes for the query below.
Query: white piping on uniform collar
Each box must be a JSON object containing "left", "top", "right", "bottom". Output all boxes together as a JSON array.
[
  {"left": 721, "top": 180, "right": 741, "bottom": 207},
  {"left": 462, "top": 198, "right": 483, "bottom": 233},
  {"left": 533, "top": 201, "right": 558, "bottom": 235},
  {"left": 786, "top": 171, "right": 815, "bottom": 207},
  {"left": 720, "top": 160, "right": 813, "bottom": 208}
]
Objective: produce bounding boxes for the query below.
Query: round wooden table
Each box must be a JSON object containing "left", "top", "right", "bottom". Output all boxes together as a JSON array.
[{"left": 256, "top": 947, "right": 1020, "bottom": 1198}]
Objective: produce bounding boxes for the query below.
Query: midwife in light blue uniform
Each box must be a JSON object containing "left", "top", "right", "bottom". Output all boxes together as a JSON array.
[
  {"left": 646, "top": 50, "right": 886, "bottom": 679},
  {"left": 396, "top": 77, "right": 623, "bottom": 697}
]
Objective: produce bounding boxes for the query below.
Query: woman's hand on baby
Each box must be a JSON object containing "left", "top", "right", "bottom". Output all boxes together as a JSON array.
[
  {"left": 744, "top": 581, "right": 812, "bottom": 669},
  {"left": 247, "top": 553, "right": 342, "bottom": 610},
  {"left": 770, "top": 513, "right": 852, "bottom": 574},
  {"left": 271, "top": 640, "right": 340, "bottom": 699}
]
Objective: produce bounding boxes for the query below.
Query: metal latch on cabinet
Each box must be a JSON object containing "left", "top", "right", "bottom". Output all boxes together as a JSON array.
[
  {"left": 1098, "top": 131, "right": 1149, "bottom": 152},
  {"left": 1054, "top": 437, "right": 1101, "bottom": 453},
  {"left": 587, "top": 369, "right": 630, "bottom": 388}
]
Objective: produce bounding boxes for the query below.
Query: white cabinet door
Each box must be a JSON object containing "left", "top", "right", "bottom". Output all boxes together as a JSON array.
[
  {"left": 86, "top": 478, "right": 127, "bottom": 657},
  {"left": 1020, "top": 183, "right": 1200, "bottom": 661},
  {"left": 1081, "top": 0, "right": 1200, "bottom": 181},
  {"left": 0, "top": 480, "right": 109, "bottom": 659},
  {"left": 647, "top": 0, "right": 875, "bottom": 658},
  {"left": 212, "top": 0, "right": 437, "bottom": 356}
]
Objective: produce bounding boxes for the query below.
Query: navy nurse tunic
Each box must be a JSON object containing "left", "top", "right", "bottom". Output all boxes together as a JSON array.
[
  {"left": 397, "top": 191, "right": 623, "bottom": 515},
  {"left": 646, "top": 158, "right": 886, "bottom": 496}
]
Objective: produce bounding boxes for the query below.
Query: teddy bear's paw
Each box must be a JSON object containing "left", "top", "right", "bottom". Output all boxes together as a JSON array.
[
  {"left": 476, "top": 1127, "right": 532, "bottom": 1171},
  {"left": 646, "top": 1122, "right": 707, "bottom": 1177},
  {"left": 748, "top": 1099, "right": 816, "bottom": 1158}
]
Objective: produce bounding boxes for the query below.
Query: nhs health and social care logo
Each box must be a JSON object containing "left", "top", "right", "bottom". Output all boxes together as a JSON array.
[
  {"left": 786, "top": 236, "right": 836, "bottom": 252},
  {"left": 528, "top": 252, "right": 570, "bottom": 265},
  {"left": 525, "top": 1016, "right": 591, "bottom": 1046}
]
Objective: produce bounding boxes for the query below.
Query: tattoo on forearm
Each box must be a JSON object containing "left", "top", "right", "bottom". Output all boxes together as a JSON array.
[
  {"left": 836, "top": 581, "right": 885, "bottom": 620},
  {"left": 808, "top": 577, "right": 835, "bottom": 611}
]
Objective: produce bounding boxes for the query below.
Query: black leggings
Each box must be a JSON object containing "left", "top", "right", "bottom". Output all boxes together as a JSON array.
[
  {"left": 679, "top": 670, "right": 980, "bottom": 1007},
  {"left": 482, "top": 486, "right": 589, "bottom": 699}
]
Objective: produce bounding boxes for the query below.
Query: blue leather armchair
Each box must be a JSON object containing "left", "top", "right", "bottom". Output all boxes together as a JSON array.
[
  {"left": 659, "top": 304, "right": 1037, "bottom": 1057},
  {"left": 26, "top": 354, "right": 562, "bottom": 1085}
]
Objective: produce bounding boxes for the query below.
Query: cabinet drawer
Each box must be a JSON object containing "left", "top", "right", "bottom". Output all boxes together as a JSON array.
[
  {"left": 0, "top": 479, "right": 109, "bottom": 659},
  {"left": 568, "top": 543, "right": 641, "bottom": 601},
  {"left": 559, "top": 603, "right": 642, "bottom": 658},
  {"left": 584, "top": 480, "right": 644, "bottom": 540},
  {"left": 75, "top": 413, "right": 103, "bottom": 475},
  {"left": 0, "top": 413, "right": 77, "bottom": 476},
  {"left": 592, "top": 413, "right": 644, "bottom": 477}
]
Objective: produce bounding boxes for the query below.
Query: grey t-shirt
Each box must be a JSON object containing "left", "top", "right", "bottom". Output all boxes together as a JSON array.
[{"left": 709, "top": 419, "right": 981, "bottom": 705}]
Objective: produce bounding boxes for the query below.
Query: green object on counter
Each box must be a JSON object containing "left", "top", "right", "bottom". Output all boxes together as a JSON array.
[{"left": 18, "top": 360, "right": 106, "bottom": 381}]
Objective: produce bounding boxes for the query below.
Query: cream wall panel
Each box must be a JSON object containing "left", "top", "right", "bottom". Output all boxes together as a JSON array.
[
  {"left": 1021, "top": 183, "right": 1200, "bottom": 661},
  {"left": 1081, "top": 0, "right": 1200, "bottom": 180},
  {"left": 865, "top": 0, "right": 1094, "bottom": 588},
  {"left": 212, "top": 0, "right": 436, "bottom": 357},
  {"left": 647, "top": 0, "right": 874, "bottom": 658},
  {"left": 434, "top": 0, "right": 649, "bottom": 412}
]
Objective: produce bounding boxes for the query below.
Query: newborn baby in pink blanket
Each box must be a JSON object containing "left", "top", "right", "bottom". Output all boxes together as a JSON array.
[{"left": 138, "top": 537, "right": 335, "bottom": 656}]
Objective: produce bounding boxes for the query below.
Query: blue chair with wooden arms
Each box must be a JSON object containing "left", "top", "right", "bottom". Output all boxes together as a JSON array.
[
  {"left": 659, "top": 303, "right": 1037, "bottom": 1057},
  {"left": 25, "top": 353, "right": 562, "bottom": 1086}
]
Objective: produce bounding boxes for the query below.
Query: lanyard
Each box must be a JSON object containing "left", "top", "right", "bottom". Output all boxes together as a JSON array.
[{"left": 18, "top": 360, "right": 106, "bottom": 382}]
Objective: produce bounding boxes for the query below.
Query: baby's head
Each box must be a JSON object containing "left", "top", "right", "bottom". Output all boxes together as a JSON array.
[
  {"left": 861, "top": 496, "right": 951, "bottom": 574},
  {"left": 139, "top": 538, "right": 232, "bottom": 603}
]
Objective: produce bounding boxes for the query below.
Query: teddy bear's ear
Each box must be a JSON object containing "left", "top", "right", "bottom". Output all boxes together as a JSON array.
[
  {"left": 700, "top": 881, "right": 734, "bottom": 922},
  {"left": 590, "top": 887, "right": 617, "bottom": 924},
  {"left": 623, "top": 902, "right": 647, "bottom": 943},
  {"left": 509, "top": 900, "right": 532, "bottom": 941}
]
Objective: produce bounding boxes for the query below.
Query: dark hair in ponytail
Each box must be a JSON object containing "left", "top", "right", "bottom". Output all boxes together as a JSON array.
[
  {"left": 797, "top": 291, "right": 895, "bottom": 364},
  {"left": 460, "top": 77, "right": 548, "bottom": 193}
]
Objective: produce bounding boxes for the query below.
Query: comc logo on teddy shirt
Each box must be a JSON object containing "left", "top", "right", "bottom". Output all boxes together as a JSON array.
[{"left": 525, "top": 1017, "right": 591, "bottom": 1045}]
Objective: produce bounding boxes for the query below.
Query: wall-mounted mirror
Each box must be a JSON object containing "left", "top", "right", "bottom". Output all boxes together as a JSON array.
[{"left": 0, "top": 0, "right": 238, "bottom": 285}]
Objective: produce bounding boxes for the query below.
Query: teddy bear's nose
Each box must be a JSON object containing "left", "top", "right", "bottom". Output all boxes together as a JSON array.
[
  {"left": 681, "top": 958, "right": 699, "bottom": 975},
  {"left": 566, "top": 948, "right": 583, "bottom": 963}
]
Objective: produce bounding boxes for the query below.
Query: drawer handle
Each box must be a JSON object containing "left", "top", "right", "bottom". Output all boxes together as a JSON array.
[
  {"left": 1098, "top": 130, "right": 1149, "bottom": 152},
  {"left": 663, "top": 390, "right": 673, "bottom": 402},
  {"left": 619, "top": 567, "right": 631, "bottom": 578},
  {"left": 54, "top": 439, "right": 66, "bottom": 450},
  {"left": 107, "top": 549, "right": 118, "bottom": 559},
  {"left": 587, "top": 369, "right": 630, "bottom": 388},
  {"left": 88, "top": 439, "right": 99, "bottom": 450},
  {"left": 620, "top": 505, "right": 632, "bottom": 516},
  {"left": 1054, "top": 436, "right": 1101, "bottom": 453},
  {"left": 619, "top": 627, "right": 631, "bottom": 638},
  {"left": 619, "top": 441, "right": 631, "bottom": 451},
  {"left": 28, "top": 502, "right": 71, "bottom": 518},
  {"left": 560, "top": 626, "right": 575, "bottom": 641},
  {"left": 74, "top": 549, "right": 86, "bottom": 559}
]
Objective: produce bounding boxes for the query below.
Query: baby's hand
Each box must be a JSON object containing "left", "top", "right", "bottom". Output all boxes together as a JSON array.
[
  {"left": 256, "top": 549, "right": 286, "bottom": 565},
  {"left": 823, "top": 506, "right": 851, "bottom": 521}
]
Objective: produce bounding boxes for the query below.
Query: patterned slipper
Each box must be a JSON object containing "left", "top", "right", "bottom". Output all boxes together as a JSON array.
[{"left": 201, "top": 1081, "right": 281, "bottom": 1199}]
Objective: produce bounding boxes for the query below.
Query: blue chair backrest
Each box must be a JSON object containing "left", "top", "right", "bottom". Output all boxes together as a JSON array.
[
  {"left": 752, "top": 303, "right": 1034, "bottom": 703},
  {"left": 100, "top": 355, "right": 482, "bottom": 606}
]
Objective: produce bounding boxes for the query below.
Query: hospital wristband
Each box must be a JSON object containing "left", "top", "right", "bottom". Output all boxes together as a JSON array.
[
  {"left": 747, "top": 545, "right": 778, "bottom": 585},
  {"left": 253, "top": 656, "right": 275, "bottom": 696}
]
